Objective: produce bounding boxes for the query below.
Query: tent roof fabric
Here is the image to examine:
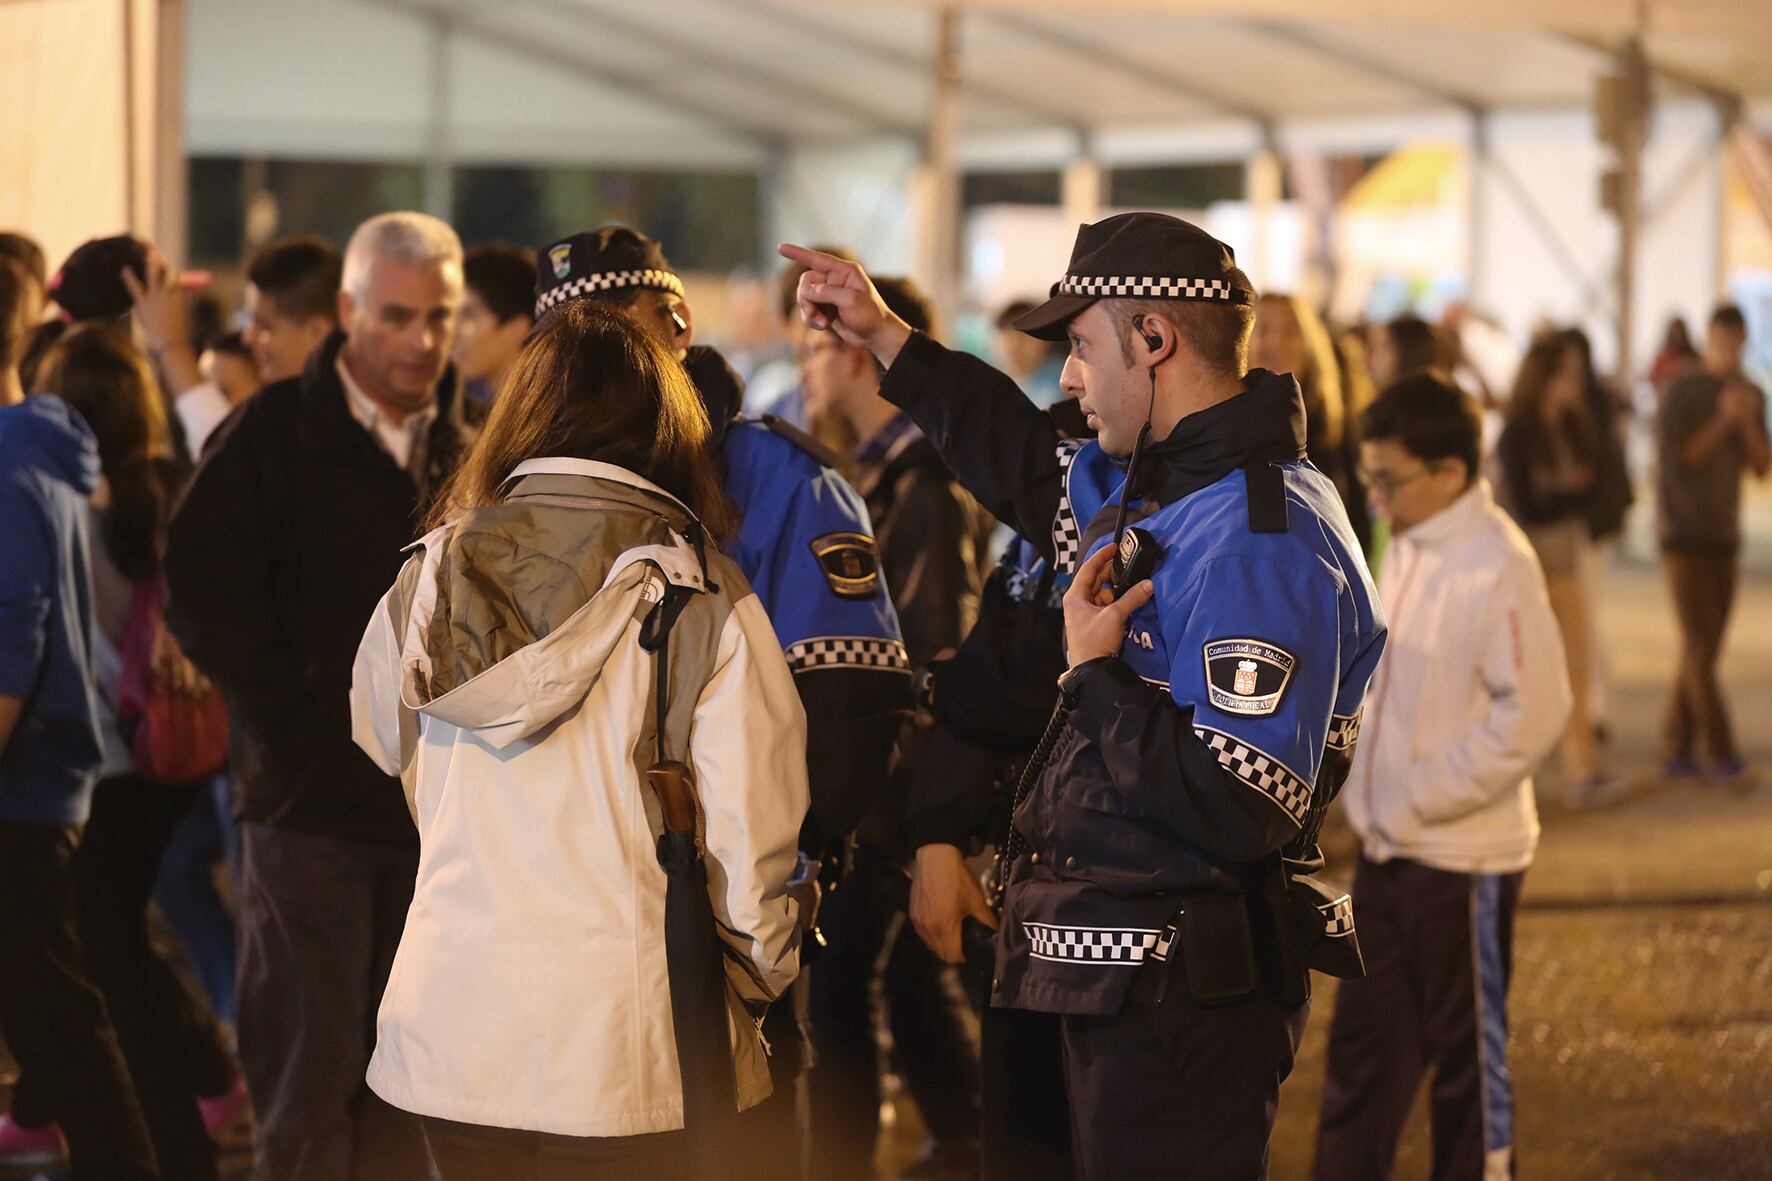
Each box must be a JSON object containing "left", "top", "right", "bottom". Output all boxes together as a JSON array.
[{"left": 187, "top": 0, "right": 1772, "bottom": 165}]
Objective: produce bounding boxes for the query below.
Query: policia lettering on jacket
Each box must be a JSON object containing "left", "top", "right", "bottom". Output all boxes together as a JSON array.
[{"left": 783, "top": 213, "right": 1387, "bottom": 1180}]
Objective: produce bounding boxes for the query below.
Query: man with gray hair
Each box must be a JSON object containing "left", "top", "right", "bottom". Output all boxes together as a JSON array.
[{"left": 165, "top": 211, "right": 469, "bottom": 1181}]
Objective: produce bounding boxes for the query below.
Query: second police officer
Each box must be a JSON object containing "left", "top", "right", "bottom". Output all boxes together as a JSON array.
[
  {"left": 783, "top": 212, "right": 1388, "bottom": 1180},
  {"left": 530, "top": 227, "right": 913, "bottom": 1178}
]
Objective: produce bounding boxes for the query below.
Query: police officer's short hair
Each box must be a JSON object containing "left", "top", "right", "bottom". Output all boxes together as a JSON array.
[
  {"left": 1360, "top": 373, "right": 1482, "bottom": 487},
  {"left": 464, "top": 242, "right": 537, "bottom": 325},
  {"left": 247, "top": 236, "right": 343, "bottom": 326},
  {"left": 1100, "top": 265, "right": 1256, "bottom": 378}
]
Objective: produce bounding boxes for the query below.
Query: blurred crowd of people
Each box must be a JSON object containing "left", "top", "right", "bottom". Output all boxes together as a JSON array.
[{"left": 0, "top": 204, "right": 1765, "bottom": 1181}]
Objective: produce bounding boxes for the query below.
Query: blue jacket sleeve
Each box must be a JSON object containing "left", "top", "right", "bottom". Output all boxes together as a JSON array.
[
  {"left": 1066, "top": 553, "right": 1342, "bottom": 866},
  {"left": 0, "top": 475, "right": 53, "bottom": 699}
]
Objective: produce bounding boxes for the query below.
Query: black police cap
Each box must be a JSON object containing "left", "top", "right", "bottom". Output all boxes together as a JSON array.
[
  {"left": 533, "top": 226, "right": 685, "bottom": 320},
  {"left": 48, "top": 235, "right": 150, "bottom": 323},
  {"left": 1013, "top": 212, "right": 1253, "bottom": 341}
]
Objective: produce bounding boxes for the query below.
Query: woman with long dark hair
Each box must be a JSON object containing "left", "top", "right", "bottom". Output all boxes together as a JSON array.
[
  {"left": 8, "top": 324, "right": 241, "bottom": 1180},
  {"left": 350, "top": 301, "right": 806, "bottom": 1179},
  {"left": 1496, "top": 335, "right": 1626, "bottom": 805}
]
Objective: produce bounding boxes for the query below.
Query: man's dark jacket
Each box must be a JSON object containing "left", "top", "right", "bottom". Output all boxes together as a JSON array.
[{"left": 164, "top": 332, "right": 471, "bottom": 845}]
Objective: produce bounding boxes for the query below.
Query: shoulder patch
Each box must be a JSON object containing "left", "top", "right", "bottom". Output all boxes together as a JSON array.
[
  {"left": 810, "top": 531, "right": 881, "bottom": 599},
  {"left": 761, "top": 414, "right": 843, "bottom": 469},
  {"left": 1203, "top": 638, "right": 1296, "bottom": 717}
]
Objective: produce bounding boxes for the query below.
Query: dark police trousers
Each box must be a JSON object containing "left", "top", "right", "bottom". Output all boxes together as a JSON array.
[
  {"left": 1313, "top": 855, "right": 1523, "bottom": 1181},
  {"left": 1058, "top": 983, "right": 1308, "bottom": 1180}
]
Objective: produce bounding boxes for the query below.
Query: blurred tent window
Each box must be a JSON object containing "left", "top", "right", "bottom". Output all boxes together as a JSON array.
[{"left": 1109, "top": 163, "right": 1250, "bottom": 209}]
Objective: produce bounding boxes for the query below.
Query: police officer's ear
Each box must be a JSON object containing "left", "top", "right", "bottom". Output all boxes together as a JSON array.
[
  {"left": 1130, "top": 312, "right": 1174, "bottom": 367},
  {"left": 668, "top": 299, "right": 695, "bottom": 351}
]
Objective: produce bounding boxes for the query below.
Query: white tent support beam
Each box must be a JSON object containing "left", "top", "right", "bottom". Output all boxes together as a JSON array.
[
  {"left": 1479, "top": 143, "right": 1599, "bottom": 310},
  {"left": 986, "top": 13, "right": 1273, "bottom": 131},
  {"left": 422, "top": 10, "right": 453, "bottom": 221},
  {"left": 356, "top": 0, "right": 776, "bottom": 147},
  {"left": 1239, "top": 20, "right": 1484, "bottom": 115},
  {"left": 917, "top": 5, "right": 964, "bottom": 326},
  {"left": 1467, "top": 110, "right": 1489, "bottom": 308},
  {"left": 521, "top": 0, "right": 923, "bottom": 138},
  {"left": 1554, "top": 30, "right": 1739, "bottom": 113},
  {"left": 1572, "top": 114, "right": 1725, "bottom": 320},
  {"left": 731, "top": 0, "right": 1087, "bottom": 136}
]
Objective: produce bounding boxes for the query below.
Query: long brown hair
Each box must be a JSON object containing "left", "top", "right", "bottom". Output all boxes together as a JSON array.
[
  {"left": 1256, "top": 292, "right": 1345, "bottom": 449},
  {"left": 39, "top": 324, "right": 179, "bottom": 583},
  {"left": 428, "top": 300, "right": 735, "bottom": 538},
  {"left": 1504, "top": 335, "right": 1594, "bottom": 462}
]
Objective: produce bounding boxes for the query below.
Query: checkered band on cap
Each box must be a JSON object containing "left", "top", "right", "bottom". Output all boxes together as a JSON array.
[
  {"left": 535, "top": 269, "right": 685, "bottom": 318},
  {"left": 1194, "top": 726, "right": 1312, "bottom": 827},
  {"left": 1057, "top": 274, "right": 1239, "bottom": 301},
  {"left": 784, "top": 636, "right": 910, "bottom": 673}
]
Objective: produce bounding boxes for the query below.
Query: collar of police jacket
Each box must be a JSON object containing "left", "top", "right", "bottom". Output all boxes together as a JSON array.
[
  {"left": 1133, "top": 368, "right": 1308, "bottom": 507},
  {"left": 683, "top": 345, "right": 744, "bottom": 452}
]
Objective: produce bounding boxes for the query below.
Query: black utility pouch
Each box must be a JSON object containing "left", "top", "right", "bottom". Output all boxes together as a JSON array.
[{"left": 1178, "top": 891, "right": 1260, "bottom": 1006}]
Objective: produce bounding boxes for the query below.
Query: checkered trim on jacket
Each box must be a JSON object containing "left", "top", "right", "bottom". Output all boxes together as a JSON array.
[
  {"left": 1024, "top": 921, "right": 1162, "bottom": 964},
  {"left": 783, "top": 636, "right": 911, "bottom": 673},
  {"left": 1319, "top": 892, "right": 1355, "bottom": 938},
  {"left": 535, "top": 269, "right": 685, "bottom": 317},
  {"left": 1194, "top": 726, "right": 1312, "bottom": 827},
  {"left": 1057, "top": 274, "right": 1240, "bottom": 301},
  {"left": 1326, "top": 709, "right": 1363, "bottom": 753},
  {"left": 1052, "top": 439, "right": 1087, "bottom": 575}
]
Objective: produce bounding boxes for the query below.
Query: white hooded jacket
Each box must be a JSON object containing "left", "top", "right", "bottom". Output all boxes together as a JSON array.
[
  {"left": 1341, "top": 480, "right": 1572, "bottom": 874},
  {"left": 350, "top": 457, "right": 806, "bottom": 1137}
]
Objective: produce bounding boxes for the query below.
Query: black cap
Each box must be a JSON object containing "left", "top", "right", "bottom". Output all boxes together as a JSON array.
[
  {"left": 47, "top": 235, "right": 150, "bottom": 322},
  {"left": 1013, "top": 212, "right": 1253, "bottom": 341},
  {"left": 534, "top": 226, "right": 684, "bottom": 320}
]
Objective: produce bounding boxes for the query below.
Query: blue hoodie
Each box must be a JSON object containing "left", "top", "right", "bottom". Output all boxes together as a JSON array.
[{"left": 0, "top": 395, "right": 104, "bottom": 825}]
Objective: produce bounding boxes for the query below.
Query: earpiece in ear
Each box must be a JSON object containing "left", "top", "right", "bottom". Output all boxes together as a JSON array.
[
  {"left": 670, "top": 310, "right": 689, "bottom": 337},
  {"left": 1132, "top": 313, "right": 1162, "bottom": 352}
]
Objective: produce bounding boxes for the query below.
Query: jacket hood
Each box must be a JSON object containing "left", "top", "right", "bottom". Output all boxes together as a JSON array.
[
  {"left": 1, "top": 395, "right": 101, "bottom": 496},
  {"left": 684, "top": 345, "right": 744, "bottom": 451},
  {"left": 384, "top": 458, "right": 713, "bottom": 748}
]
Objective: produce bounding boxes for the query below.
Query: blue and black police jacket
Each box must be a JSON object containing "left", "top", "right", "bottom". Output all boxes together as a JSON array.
[
  {"left": 686, "top": 348, "right": 914, "bottom": 854},
  {"left": 878, "top": 333, "right": 1387, "bottom": 1017}
]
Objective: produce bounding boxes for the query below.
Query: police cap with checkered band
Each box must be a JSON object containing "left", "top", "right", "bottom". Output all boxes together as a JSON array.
[
  {"left": 1012, "top": 211, "right": 1253, "bottom": 342},
  {"left": 533, "top": 226, "right": 686, "bottom": 320}
]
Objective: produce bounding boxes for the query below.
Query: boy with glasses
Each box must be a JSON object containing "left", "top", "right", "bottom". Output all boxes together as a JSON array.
[{"left": 1315, "top": 373, "right": 1571, "bottom": 1181}]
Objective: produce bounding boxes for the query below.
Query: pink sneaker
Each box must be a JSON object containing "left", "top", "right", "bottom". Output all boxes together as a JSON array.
[
  {"left": 198, "top": 1076, "right": 251, "bottom": 1143},
  {"left": 0, "top": 1113, "right": 67, "bottom": 1166}
]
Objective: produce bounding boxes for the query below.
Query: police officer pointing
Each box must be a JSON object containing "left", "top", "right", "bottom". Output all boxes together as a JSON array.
[{"left": 782, "top": 214, "right": 1387, "bottom": 1180}]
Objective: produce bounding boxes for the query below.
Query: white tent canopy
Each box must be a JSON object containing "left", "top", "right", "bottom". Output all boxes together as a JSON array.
[{"left": 186, "top": 0, "right": 1772, "bottom": 167}]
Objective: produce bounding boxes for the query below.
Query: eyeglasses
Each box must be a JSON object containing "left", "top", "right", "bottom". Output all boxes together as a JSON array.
[{"left": 1357, "top": 463, "right": 1437, "bottom": 496}]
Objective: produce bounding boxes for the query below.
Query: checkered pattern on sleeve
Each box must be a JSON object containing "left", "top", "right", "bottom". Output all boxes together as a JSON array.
[
  {"left": 1057, "top": 275, "right": 1239, "bottom": 301},
  {"left": 1051, "top": 439, "right": 1087, "bottom": 575},
  {"left": 1326, "top": 709, "right": 1363, "bottom": 753},
  {"left": 1193, "top": 726, "right": 1312, "bottom": 827},
  {"left": 783, "top": 636, "right": 910, "bottom": 673},
  {"left": 1024, "top": 922, "right": 1161, "bottom": 964},
  {"left": 535, "top": 269, "right": 686, "bottom": 317},
  {"left": 1319, "top": 892, "right": 1355, "bottom": 938}
]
